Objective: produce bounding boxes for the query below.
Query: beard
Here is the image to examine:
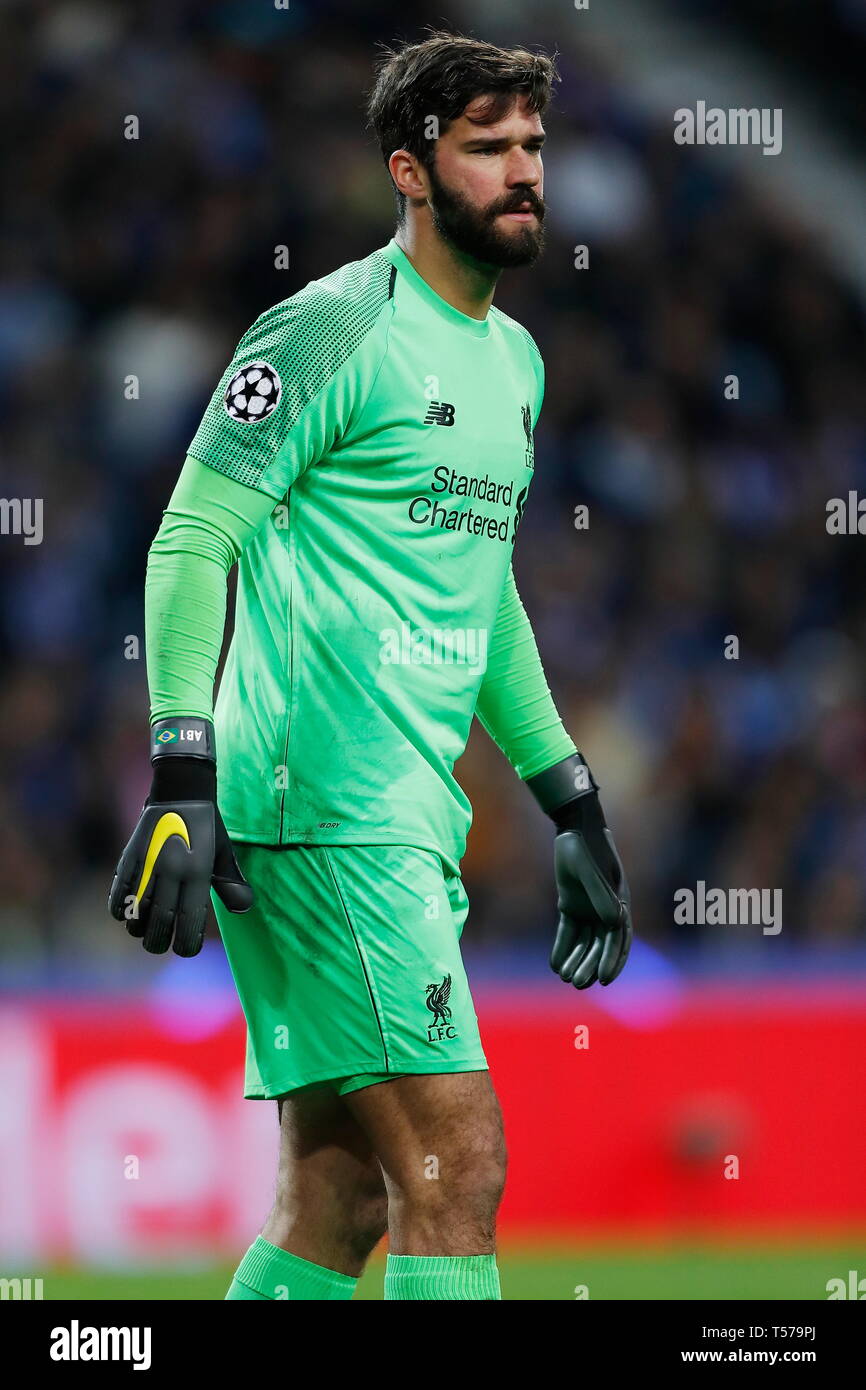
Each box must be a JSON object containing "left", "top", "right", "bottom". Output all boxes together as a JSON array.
[{"left": 426, "top": 159, "right": 546, "bottom": 269}]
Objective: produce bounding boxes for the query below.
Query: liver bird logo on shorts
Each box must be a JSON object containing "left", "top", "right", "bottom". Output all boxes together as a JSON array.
[{"left": 425, "top": 974, "right": 458, "bottom": 1042}]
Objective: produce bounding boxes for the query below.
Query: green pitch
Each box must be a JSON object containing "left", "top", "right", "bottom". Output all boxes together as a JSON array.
[{"left": 27, "top": 1244, "right": 865, "bottom": 1300}]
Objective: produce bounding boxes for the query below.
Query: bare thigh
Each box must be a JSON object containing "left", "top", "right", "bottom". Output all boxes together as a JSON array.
[
  {"left": 344, "top": 1071, "right": 507, "bottom": 1254},
  {"left": 261, "top": 1084, "right": 389, "bottom": 1275}
]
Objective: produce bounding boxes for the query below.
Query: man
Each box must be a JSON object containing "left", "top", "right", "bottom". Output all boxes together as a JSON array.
[{"left": 109, "top": 30, "right": 632, "bottom": 1302}]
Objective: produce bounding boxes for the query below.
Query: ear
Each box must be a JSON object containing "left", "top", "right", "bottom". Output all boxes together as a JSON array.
[{"left": 388, "top": 148, "right": 429, "bottom": 203}]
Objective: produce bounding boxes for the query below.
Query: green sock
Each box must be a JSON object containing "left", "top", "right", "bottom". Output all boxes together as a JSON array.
[
  {"left": 384, "top": 1253, "right": 501, "bottom": 1300},
  {"left": 225, "top": 1235, "right": 358, "bottom": 1300},
  {"left": 226, "top": 1278, "right": 269, "bottom": 1300}
]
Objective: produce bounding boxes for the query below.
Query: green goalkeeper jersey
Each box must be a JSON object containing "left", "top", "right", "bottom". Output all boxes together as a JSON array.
[{"left": 179, "top": 238, "right": 573, "bottom": 868}]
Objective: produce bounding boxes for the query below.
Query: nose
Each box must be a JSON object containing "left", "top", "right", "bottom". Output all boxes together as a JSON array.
[{"left": 506, "top": 150, "right": 541, "bottom": 192}]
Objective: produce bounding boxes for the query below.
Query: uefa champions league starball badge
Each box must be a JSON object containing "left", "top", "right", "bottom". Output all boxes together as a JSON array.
[{"left": 223, "top": 362, "right": 282, "bottom": 423}]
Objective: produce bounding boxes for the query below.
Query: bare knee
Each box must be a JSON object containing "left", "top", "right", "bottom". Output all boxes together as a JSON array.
[
  {"left": 388, "top": 1129, "right": 507, "bottom": 1249},
  {"left": 345, "top": 1072, "right": 508, "bottom": 1254},
  {"left": 400, "top": 1136, "right": 507, "bottom": 1207},
  {"left": 270, "top": 1164, "right": 388, "bottom": 1264}
]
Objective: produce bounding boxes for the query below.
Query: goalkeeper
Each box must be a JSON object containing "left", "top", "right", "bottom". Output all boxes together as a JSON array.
[{"left": 109, "top": 31, "right": 632, "bottom": 1302}]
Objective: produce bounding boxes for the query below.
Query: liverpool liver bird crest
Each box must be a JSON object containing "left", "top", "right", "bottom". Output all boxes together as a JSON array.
[{"left": 425, "top": 974, "right": 453, "bottom": 1027}]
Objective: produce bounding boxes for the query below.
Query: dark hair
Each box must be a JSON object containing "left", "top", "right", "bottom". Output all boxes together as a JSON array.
[{"left": 366, "top": 29, "right": 558, "bottom": 223}]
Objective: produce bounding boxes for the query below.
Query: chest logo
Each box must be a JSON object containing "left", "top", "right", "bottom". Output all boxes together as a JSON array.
[
  {"left": 424, "top": 401, "right": 456, "bottom": 427},
  {"left": 522, "top": 402, "right": 535, "bottom": 469}
]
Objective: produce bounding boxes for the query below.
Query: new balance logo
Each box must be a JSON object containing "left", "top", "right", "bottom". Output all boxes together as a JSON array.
[{"left": 424, "top": 401, "right": 456, "bottom": 427}]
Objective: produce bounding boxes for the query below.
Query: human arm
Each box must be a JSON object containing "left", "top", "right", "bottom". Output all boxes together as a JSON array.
[
  {"left": 110, "top": 276, "right": 391, "bottom": 953},
  {"left": 108, "top": 456, "right": 275, "bottom": 952},
  {"left": 475, "top": 566, "right": 632, "bottom": 987}
]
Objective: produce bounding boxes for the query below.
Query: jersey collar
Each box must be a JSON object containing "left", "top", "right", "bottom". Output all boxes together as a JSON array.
[{"left": 383, "top": 239, "right": 492, "bottom": 339}]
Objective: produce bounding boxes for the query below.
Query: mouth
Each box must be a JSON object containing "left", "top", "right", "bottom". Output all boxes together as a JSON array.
[{"left": 500, "top": 203, "right": 539, "bottom": 222}]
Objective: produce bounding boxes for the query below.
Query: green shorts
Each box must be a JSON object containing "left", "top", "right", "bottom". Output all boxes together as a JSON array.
[{"left": 211, "top": 841, "right": 488, "bottom": 1099}]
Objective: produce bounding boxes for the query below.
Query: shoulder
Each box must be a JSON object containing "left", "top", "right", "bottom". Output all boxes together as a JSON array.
[
  {"left": 489, "top": 304, "right": 542, "bottom": 360},
  {"left": 246, "top": 247, "right": 395, "bottom": 350},
  {"left": 489, "top": 304, "right": 544, "bottom": 375},
  {"left": 489, "top": 305, "right": 544, "bottom": 411}
]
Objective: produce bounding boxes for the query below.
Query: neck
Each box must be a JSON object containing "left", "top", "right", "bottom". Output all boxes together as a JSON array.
[{"left": 394, "top": 221, "right": 499, "bottom": 321}]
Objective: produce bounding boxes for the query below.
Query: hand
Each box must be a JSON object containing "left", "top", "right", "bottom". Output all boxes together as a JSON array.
[
  {"left": 525, "top": 752, "right": 633, "bottom": 989},
  {"left": 108, "top": 718, "right": 253, "bottom": 957},
  {"left": 549, "top": 816, "right": 632, "bottom": 988}
]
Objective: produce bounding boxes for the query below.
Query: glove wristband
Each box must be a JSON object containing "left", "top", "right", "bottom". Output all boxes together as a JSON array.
[
  {"left": 150, "top": 716, "right": 216, "bottom": 765},
  {"left": 524, "top": 752, "right": 599, "bottom": 818}
]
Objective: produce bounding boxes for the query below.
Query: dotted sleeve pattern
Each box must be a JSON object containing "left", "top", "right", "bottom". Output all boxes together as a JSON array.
[{"left": 187, "top": 251, "right": 394, "bottom": 497}]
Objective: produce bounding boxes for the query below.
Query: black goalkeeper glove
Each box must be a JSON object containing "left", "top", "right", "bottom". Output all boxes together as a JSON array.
[
  {"left": 526, "top": 752, "right": 632, "bottom": 989},
  {"left": 108, "top": 717, "right": 253, "bottom": 957}
]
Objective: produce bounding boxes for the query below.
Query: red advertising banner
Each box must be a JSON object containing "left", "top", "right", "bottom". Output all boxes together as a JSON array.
[{"left": 1, "top": 984, "right": 864, "bottom": 1262}]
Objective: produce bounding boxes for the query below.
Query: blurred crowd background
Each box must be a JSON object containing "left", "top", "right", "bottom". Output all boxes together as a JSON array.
[{"left": 2, "top": 0, "right": 866, "bottom": 978}]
